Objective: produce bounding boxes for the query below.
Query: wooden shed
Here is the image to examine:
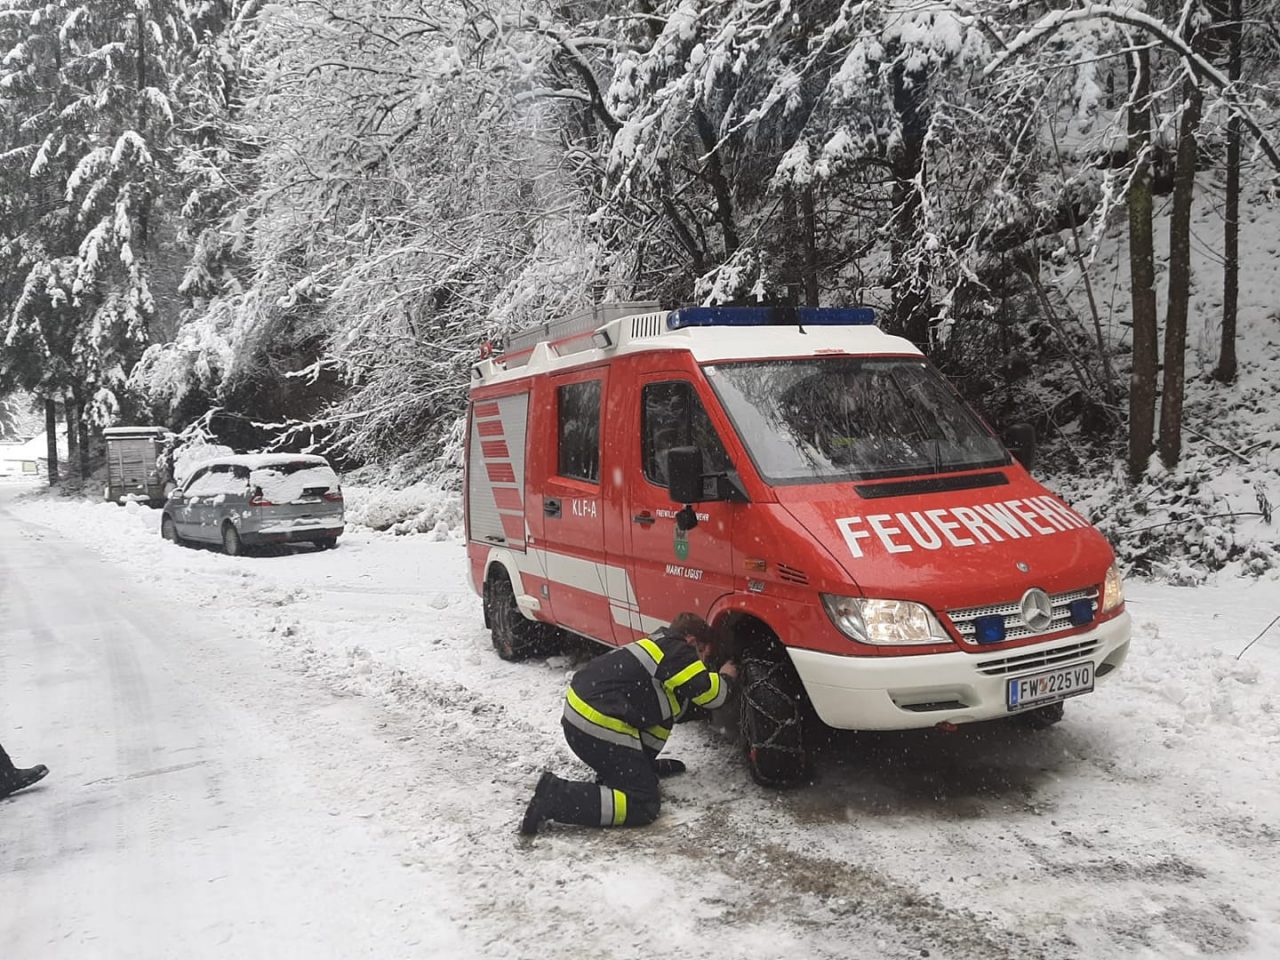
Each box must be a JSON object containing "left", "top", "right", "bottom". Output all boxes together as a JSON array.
[{"left": 104, "top": 426, "right": 169, "bottom": 504}]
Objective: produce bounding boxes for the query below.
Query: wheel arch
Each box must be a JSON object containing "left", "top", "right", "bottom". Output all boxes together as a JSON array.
[
  {"left": 707, "top": 597, "right": 793, "bottom": 663},
  {"left": 481, "top": 547, "right": 537, "bottom": 628}
]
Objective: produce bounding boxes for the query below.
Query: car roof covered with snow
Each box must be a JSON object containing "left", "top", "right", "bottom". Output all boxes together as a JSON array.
[{"left": 197, "top": 453, "right": 334, "bottom": 470}]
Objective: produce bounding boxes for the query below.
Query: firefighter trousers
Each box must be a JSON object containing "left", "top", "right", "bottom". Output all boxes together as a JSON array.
[{"left": 544, "top": 719, "right": 662, "bottom": 828}]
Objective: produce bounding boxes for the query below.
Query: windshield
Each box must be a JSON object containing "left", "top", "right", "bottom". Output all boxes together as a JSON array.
[{"left": 705, "top": 357, "right": 1009, "bottom": 484}]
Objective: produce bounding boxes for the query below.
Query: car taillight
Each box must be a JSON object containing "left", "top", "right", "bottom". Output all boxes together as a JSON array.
[
  {"left": 323, "top": 491, "right": 343, "bottom": 503},
  {"left": 249, "top": 495, "right": 274, "bottom": 506}
]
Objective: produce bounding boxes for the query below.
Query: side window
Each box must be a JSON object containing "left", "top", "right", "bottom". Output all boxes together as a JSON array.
[
  {"left": 557, "top": 380, "right": 601, "bottom": 482},
  {"left": 642, "top": 381, "right": 732, "bottom": 487},
  {"left": 183, "top": 467, "right": 208, "bottom": 493},
  {"left": 208, "top": 465, "right": 247, "bottom": 496}
]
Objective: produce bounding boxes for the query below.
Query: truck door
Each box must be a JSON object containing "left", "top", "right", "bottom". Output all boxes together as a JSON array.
[
  {"left": 536, "top": 366, "right": 621, "bottom": 644},
  {"left": 620, "top": 371, "right": 737, "bottom": 635}
]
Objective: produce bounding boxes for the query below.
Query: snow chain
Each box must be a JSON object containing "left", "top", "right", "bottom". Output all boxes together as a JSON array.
[{"left": 740, "top": 654, "right": 806, "bottom": 757}]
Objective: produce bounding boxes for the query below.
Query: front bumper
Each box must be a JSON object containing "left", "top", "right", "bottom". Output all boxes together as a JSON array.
[{"left": 788, "top": 610, "right": 1131, "bottom": 730}]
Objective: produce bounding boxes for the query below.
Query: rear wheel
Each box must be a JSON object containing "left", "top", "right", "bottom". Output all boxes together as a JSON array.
[
  {"left": 221, "top": 523, "right": 244, "bottom": 557},
  {"left": 739, "top": 649, "right": 814, "bottom": 787},
  {"left": 487, "top": 573, "right": 551, "bottom": 661},
  {"left": 315, "top": 537, "right": 339, "bottom": 551}
]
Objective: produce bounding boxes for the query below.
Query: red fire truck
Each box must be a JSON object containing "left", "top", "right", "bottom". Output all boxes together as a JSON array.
[{"left": 465, "top": 304, "right": 1130, "bottom": 784}]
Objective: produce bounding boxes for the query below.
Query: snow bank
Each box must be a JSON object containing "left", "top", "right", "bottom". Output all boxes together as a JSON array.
[{"left": 343, "top": 482, "right": 462, "bottom": 538}]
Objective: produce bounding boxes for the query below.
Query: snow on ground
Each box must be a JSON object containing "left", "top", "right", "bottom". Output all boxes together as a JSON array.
[{"left": 4, "top": 482, "right": 1280, "bottom": 959}]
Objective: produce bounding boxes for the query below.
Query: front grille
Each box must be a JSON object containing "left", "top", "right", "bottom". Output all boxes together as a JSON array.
[
  {"left": 776, "top": 563, "right": 809, "bottom": 585},
  {"left": 948, "top": 587, "right": 1098, "bottom": 643},
  {"left": 975, "top": 639, "right": 1100, "bottom": 677}
]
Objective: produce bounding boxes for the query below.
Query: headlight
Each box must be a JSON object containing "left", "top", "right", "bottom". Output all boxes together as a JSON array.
[
  {"left": 1102, "top": 564, "right": 1125, "bottom": 613},
  {"left": 821, "top": 594, "right": 950, "bottom": 646}
]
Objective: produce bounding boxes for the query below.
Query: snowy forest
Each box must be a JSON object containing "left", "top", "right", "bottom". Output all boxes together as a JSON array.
[{"left": 2, "top": 0, "right": 1279, "bottom": 577}]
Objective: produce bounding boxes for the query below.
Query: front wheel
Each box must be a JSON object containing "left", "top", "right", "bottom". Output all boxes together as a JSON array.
[
  {"left": 739, "top": 652, "right": 814, "bottom": 787},
  {"left": 221, "top": 523, "right": 244, "bottom": 557},
  {"left": 160, "top": 515, "right": 183, "bottom": 547},
  {"left": 487, "top": 574, "right": 551, "bottom": 661},
  {"left": 315, "top": 537, "right": 339, "bottom": 551}
]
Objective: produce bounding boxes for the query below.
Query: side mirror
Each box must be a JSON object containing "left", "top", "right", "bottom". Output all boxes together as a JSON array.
[
  {"left": 169, "top": 489, "right": 185, "bottom": 502},
  {"left": 1005, "top": 422, "right": 1037, "bottom": 472},
  {"left": 666, "top": 446, "right": 705, "bottom": 505}
]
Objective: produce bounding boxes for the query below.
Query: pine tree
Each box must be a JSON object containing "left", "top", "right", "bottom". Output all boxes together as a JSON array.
[{"left": 1, "top": 0, "right": 236, "bottom": 464}]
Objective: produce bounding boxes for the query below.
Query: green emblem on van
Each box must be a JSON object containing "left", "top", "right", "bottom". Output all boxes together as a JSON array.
[{"left": 674, "top": 527, "right": 689, "bottom": 561}]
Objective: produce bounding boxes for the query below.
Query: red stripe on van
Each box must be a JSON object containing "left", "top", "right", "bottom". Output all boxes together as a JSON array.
[
  {"left": 492, "top": 486, "right": 523, "bottom": 511},
  {"left": 481, "top": 440, "right": 510, "bottom": 459},
  {"left": 486, "top": 463, "right": 516, "bottom": 484},
  {"left": 500, "top": 514, "right": 525, "bottom": 542}
]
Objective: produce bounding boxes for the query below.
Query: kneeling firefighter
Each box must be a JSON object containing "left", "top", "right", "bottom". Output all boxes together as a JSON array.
[{"left": 520, "top": 612, "right": 737, "bottom": 835}]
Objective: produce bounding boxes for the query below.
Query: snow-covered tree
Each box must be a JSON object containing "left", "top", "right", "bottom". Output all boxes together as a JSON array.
[{"left": 1, "top": 0, "right": 241, "bottom": 464}]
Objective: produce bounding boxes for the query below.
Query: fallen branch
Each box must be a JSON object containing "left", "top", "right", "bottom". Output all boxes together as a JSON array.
[
  {"left": 1236, "top": 614, "right": 1280, "bottom": 661},
  {"left": 1111, "top": 511, "right": 1267, "bottom": 536}
]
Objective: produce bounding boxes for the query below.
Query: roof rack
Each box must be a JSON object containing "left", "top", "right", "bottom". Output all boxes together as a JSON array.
[{"left": 501, "top": 302, "right": 660, "bottom": 367}]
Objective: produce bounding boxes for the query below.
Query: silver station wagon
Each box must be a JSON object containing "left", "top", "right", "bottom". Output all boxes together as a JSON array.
[{"left": 160, "top": 453, "right": 345, "bottom": 555}]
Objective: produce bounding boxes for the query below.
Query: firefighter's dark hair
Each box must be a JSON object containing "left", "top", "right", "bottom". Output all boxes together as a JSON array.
[{"left": 670, "top": 612, "right": 721, "bottom": 658}]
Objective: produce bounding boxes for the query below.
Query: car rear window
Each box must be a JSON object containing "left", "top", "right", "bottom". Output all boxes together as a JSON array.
[{"left": 249, "top": 462, "right": 340, "bottom": 504}]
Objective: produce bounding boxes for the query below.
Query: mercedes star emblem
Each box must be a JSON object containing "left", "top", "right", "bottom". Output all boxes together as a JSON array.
[{"left": 1019, "top": 588, "right": 1054, "bottom": 632}]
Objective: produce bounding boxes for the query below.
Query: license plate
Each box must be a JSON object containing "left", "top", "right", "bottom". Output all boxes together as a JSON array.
[{"left": 1007, "top": 661, "right": 1094, "bottom": 711}]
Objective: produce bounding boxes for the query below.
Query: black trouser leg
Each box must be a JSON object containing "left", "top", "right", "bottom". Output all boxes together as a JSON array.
[
  {"left": 0, "top": 742, "right": 14, "bottom": 775},
  {"left": 546, "top": 721, "right": 661, "bottom": 828}
]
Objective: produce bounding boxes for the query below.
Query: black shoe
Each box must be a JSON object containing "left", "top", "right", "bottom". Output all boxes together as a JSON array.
[
  {"left": 520, "top": 771, "right": 558, "bottom": 836},
  {"left": 0, "top": 763, "right": 48, "bottom": 800},
  {"left": 654, "top": 758, "right": 686, "bottom": 778}
]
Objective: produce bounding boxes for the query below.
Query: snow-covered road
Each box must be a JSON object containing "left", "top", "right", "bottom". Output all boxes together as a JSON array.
[
  {"left": 0, "top": 485, "right": 471, "bottom": 957},
  {"left": 3, "top": 482, "right": 1279, "bottom": 959}
]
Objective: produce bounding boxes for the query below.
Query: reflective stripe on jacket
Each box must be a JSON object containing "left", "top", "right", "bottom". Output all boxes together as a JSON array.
[{"left": 563, "top": 629, "right": 733, "bottom": 751}]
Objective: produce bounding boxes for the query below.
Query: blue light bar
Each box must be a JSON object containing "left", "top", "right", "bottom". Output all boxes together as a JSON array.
[
  {"left": 973, "top": 614, "right": 1007, "bottom": 645},
  {"left": 667, "top": 306, "right": 876, "bottom": 330},
  {"left": 1069, "top": 598, "right": 1095, "bottom": 627}
]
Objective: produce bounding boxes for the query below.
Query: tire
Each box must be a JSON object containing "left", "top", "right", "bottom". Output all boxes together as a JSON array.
[
  {"left": 739, "top": 651, "right": 814, "bottom": 787},
  {"left": 487, "top": 574, "right": 549, "bottom": 661},
  {"left": 1013, "top": 701, "right": 1065, "bottom": 729},
  {"left": 160, "top": 515, "right": 183, "bottom": 547},
  {"left": 315, "top": 537, "right": 339, "bottom": 551},
  {"left": 221, "top": 523, "right": 244, "bottom": 557}
]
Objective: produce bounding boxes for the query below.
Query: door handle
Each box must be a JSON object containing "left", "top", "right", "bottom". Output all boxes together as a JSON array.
[
  {"left": 544, "top": 498, "right": 561, "bottom": 518},
  {"left": 632, "top": 512, "right": 656, "bottom": 526}
]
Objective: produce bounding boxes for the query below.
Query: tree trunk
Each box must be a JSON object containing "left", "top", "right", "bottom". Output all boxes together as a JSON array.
[
  {"left": 44, "top": 397, "right": 59, "bottom": 485},
  {"left": 64, "top": 399, "right": 80, "bottom": 480},
  {"left": 801, "top": 185, "right": 819, "bottom": 307},
  {"left": 78, "top": 416, "right": 90, "bottom": 483},
  {"left": 1127, "top": 46, "right": 1159, "bottom": 482},
  {"left": 692, "top": 107, "right": 739, "bottom": 258},
  {"left": 889, "top": 56, "right": 931, "bottom": 348},
  {"left": 1214, "top": 0, "right": 1242, "bottom": 384},
  {"left": 1158, "top": 76, "right": 1204, "bottom": 468}
]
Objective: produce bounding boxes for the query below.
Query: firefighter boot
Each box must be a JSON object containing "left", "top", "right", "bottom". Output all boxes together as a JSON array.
[
  {"left": 520, "top": 772, "right": 561, "bottom": 836},
  {"left": 520, "top": 771, "right": 614, "bottom": 834},
  {"left": 0, "top": 745, "right": 48, "bottom": 800},
  {"left": 654, "top": 758, "right": 686, "bottom": 778}
]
